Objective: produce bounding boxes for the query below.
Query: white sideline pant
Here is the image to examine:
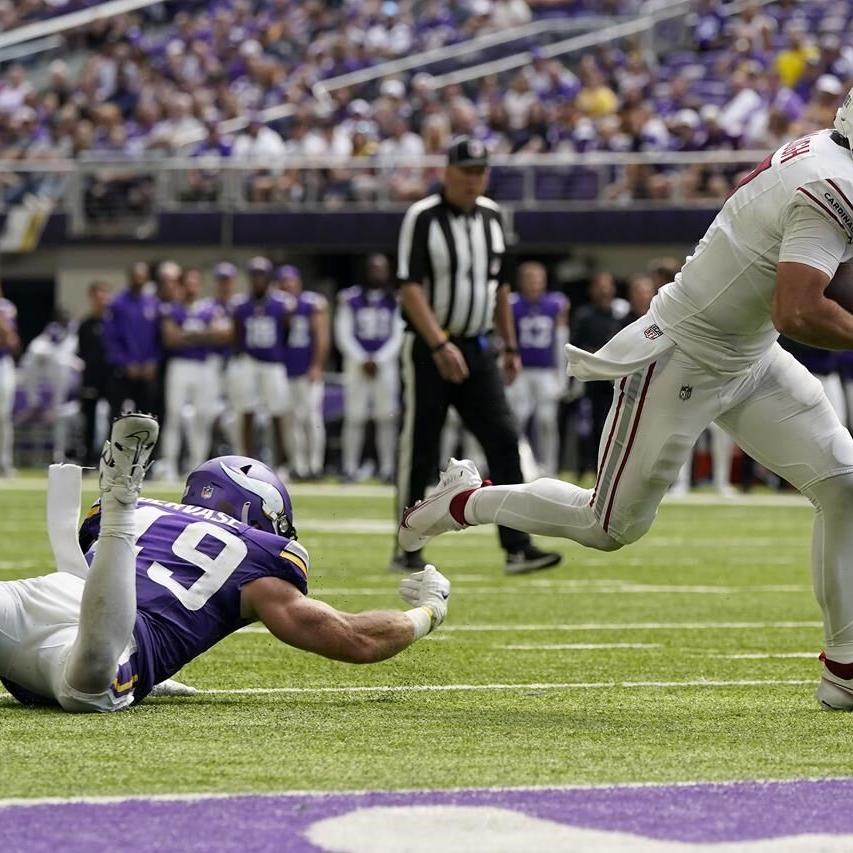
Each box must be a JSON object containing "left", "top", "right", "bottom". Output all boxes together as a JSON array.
[
  {"left": 226, "top": 354, "right": 289, "bottom": 416},
  {"left": 507, "top": 367, "right": 562, "bottom": 476},
  {"left": 160, "top": 357, "right": 220, "bottom": 475},
  {"left": 288, "top": 376, "right": 325, "bottom": 477},
  {"left": 342, "top": 360, "right": 398, "bottom": 479},
  {"left": 0, "top": 356, "right": 15, "bottom": 472}
]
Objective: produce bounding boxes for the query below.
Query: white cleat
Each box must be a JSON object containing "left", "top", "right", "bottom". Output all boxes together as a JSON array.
[
  {"left": 816, "top": 660, "right": 853, "bottom": 710},
  {"left": 99, "top": 413, "right": 159, "bottom": 504},
  {"left": 398, "top": 458, "right": 483, "bottom": 552},
  {"left": 149, "top": 678, "right": 198, "bottom": 698}
]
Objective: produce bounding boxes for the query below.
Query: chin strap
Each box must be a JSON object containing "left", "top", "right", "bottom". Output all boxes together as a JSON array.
[{"left": 47, "top": 464, "right": 90, "bottom": 580}]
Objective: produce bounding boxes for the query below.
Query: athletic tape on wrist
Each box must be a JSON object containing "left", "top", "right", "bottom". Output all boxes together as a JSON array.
[{"left": 404, "top": 606, "right": 434, "bottom": 640}]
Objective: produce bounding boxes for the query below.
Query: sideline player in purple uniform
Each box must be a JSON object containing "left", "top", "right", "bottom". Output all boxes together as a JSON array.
[
  {"left": 103, "top": 261, "right": 161, "bottom": 421},
  {"left": 230, "top": 257, "right": 292, "bottom": 468},
  {"left": 275, "top": 265, "right": 329, "bottom": 480},
  {"left": 159, "top": 267, "right": 232, "bottom": 480},
  {"left": 507, "top": 262, "right": 569, "bottom": 477},
  {"left": 0, "top": 413, "right": 451, "bottom": 712},
  {"left": 0, "top": 283, "right": 20, "bottom": 475},
  {"left": 335, "top": 255, "right": 402, "bottom": 483}
]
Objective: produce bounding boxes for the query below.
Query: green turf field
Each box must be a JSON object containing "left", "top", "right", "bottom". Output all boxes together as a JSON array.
[{"left": 1, "top": 478, "right": 849, "bottom": 801}]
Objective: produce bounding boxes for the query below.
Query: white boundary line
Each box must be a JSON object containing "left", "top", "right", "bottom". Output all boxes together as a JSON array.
[
  {"left": 3, "top": 773, "right": 851, "bottom": 810},
  {"left": 498, "top": 643, "right": 662, "bottom": 650},
  {"left": 197, "top": 678, "right": 814, "bottom": 696},
  {"left": 237, "top": 621, "right": 823, "bottom": 635}
]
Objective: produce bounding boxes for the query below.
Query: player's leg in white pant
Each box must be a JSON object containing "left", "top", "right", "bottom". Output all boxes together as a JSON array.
[
  {"left": 709, "top": 421, "right": 735, "bottom": 496},
  {"left": 845, "top": 379, "right": 853, "bottom": 431},
  {"left": 307, "top": 380, "right": 326, "bottom": 476},
  {"left": 261, "top": 362, "right": 290, "bottom": 471},
  {"left": 0, "top": 357, "right": 16, "bottom": 474},
  {"left": 159, "top": 359, "right": 192, "bottom": 479},
  {"left": 714, "top": 347, "right": 853, "bottom": 696},
  {"left": 285, "top": 377, "right": 308, "bottom": 477},
  {"left": 186, "top": 359, "right": 218, "bottom": 473},
  {"left": 374, "top": 362, "right": 399, "bottom": 481},
  {"left": 531, "top": 369, "right": 560, "bottom": 477},
  {"left": 669, "top": 456, "right": 691, "bottom": 497},
  {"left": 465, "top": 349, "right": 722, "bottom": 549},
  {"left": 440, "top": 406, "right": 463, "bottom": 464},
  {"left": 64, "top": 414, "right": 157, "bottom": 697},
  {"left": 342, "top": 362, "right": 371, "bottom": 479}
]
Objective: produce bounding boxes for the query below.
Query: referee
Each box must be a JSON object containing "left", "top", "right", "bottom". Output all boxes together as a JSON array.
[{"left": 392, "top": 137, "right": 561, "bottom": 574}]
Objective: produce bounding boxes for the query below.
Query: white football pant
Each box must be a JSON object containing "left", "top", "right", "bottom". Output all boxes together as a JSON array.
[
  {"left": 287, "top": 376, "right": 325, "bottom": 477},
  {"left": 0, "top": 356, "right": 15, "bottom": 472},
  {"left": 342, "top": 360, "right": 398, "bottom": 479},
  {"left": 226, "top": 355, "right": 290, "bottom": 417},
  {"left": 507, "top": 367, "right": 562, "bottom": 476},
  {"left": 818, "top": 372, "right": 848, "bottom": 428},
  {"left": 160, "top": 358, "right": 220, "bottom": 477},
  {"left": 466, "top": 344, "right": 853, "bottom": 659}
]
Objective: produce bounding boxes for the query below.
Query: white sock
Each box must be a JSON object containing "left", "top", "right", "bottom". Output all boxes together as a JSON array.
[
  {"left": 466, "top": 478, "right": 619, "bottom": 550},
  {"left": 342, "top": 419, "right": 364, "bottom": 477}
]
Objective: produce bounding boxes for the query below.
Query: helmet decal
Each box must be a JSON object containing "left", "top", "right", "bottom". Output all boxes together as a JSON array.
[{"left": 220, "top": 461, "right": 285, "bottom": 522}]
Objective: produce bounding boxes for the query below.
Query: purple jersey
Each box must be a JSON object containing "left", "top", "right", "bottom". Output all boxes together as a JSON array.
[
  {"left": 511, "top": 291, "right": 567, "bottom": 369},
  {"left": 160, "top": 298, "right": 223, "bottom": 361},
  {"left": 103, "top": 288, "right": 162, "bottom": 367},
  {"left": 339, "top": 286, "right": 398, "bottom": 354},
  {"left": 77, "top": 497, "right": 309, "bottom": 704},
  {"left": 0, "top": 297, "right": 17, "bottom": 359},
  {"left": 284, "top": 291, "right": 325, "bottom": 377},
  {"left": 233, "top": 292, "right": 292, "bottom": 363}
]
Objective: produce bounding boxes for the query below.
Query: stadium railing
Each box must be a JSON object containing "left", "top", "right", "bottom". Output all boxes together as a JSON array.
[{"left": 0, "top": 150, "right": 767, "bottom": 238}]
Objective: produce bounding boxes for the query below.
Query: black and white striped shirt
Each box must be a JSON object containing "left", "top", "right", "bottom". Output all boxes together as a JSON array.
[{"left": 396, "top": 192, "right": 507, "bottom": 338}]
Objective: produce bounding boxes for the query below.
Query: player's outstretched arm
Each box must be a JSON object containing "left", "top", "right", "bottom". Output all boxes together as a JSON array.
[{"left": 241, "top": 566, "right": 450, "bottom": 664}]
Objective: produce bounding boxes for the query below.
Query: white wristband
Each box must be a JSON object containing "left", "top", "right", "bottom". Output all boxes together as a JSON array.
[{"left": 405, "top": 606, "right": 434, "bottom": 640}]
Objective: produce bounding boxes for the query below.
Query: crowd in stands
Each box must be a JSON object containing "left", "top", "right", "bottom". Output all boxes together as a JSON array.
[{"left": 0, "top": 0, "right": 851, "bottom": 208}]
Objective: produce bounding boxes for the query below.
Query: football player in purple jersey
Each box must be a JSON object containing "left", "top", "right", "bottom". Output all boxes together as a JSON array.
[
  {"left": 158, "top": 267, "right": 232, "bottom": 480},
  {"left": 275, "top": 265, "right": 330, "bottom": 480},
  {"left": 229, "top": 257, "right": 293, "bottom": 470},
  {"left": 334, "top": 254, "right": 403, "bottom": 483},
  {"left": 507, "top": 262, "right": 569, "bottom": 477},
  {"left": 0, "top": 414, "right": 451, "bottom": 712}
]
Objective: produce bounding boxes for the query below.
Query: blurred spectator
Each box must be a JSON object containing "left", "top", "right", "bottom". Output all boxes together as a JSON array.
[
  {"left": 802, "top": 75, "right": 845, "bottom": 132},
  {"left": 620, "top": 274, "right": 655, "bottom": 326},
  {"left": 774, "top": 22, "right": 820, "bottom": 88},
  {"left": 103, "top": 262, "right": 161, "bottom": 421},
  {"left": 77, "top": 281, "right": 112, "bottom": 466}
]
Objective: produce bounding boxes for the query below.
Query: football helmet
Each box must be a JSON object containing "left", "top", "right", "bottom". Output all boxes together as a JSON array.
[
  {"left": 834, "top": 87, "right": 853, "bottom": 152},
  {"left": 182, "top": 456, "right": 296, "bottom": 538}
]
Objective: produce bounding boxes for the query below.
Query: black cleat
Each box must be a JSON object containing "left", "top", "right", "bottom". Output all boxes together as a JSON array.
[{"left": 504, "top": 545, "right": 562, "bottom": 575}]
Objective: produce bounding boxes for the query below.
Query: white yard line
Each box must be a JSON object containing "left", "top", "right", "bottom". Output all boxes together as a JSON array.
[
  {"left": 237, "top": 621, "right": 822, "bottom": 636},
  {"left": 713, "top": 652, "right": 818, "bottom": 660},
  {"left": 199, "top": 678, "right": 813, "bottom": 696},
  {"left": 498, "top": 643, "right": 661, "bottom": 651}
]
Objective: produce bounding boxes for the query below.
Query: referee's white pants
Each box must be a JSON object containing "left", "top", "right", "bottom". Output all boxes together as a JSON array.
[{"left": 466, "top": 343, "right": 853, "bottom": 657}]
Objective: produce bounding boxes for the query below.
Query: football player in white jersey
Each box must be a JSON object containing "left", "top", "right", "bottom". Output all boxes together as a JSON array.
[{"left": 399, "top": 92, "right": 853, "bottom": 710}]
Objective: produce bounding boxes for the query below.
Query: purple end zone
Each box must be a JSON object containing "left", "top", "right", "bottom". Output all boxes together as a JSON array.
[{"left": 3, "top": 778, "right": 852, "bottom": 852}]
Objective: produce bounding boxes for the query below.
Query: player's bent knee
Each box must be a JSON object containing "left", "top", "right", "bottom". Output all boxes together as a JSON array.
[{"left": 587, "top": 526, "right": 624, "bottom": 552}]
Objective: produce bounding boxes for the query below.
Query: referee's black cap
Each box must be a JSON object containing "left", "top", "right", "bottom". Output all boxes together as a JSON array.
[{"left": 446, "top": 136, "right": 489, "bottom": 167}]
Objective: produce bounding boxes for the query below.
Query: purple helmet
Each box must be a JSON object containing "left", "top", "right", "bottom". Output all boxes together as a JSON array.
[{"left": 182, "top": 456, "right": 296, "bottom": 539}]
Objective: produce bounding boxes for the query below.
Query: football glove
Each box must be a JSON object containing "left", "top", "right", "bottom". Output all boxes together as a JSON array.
[{"left": 399, "top": 564, "right": 451, "bottom": 630}]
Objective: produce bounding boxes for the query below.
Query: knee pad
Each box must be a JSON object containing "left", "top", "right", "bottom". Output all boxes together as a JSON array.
[{"left": 587, "top": 525, "right": 624, "bottom": 552}]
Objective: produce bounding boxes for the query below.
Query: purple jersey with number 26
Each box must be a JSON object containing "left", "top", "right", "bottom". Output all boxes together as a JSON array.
[{"left": 78, "top": 497, "right": 309, "bottom": 704}]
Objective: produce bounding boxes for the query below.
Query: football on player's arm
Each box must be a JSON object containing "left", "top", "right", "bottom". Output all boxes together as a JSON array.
[{"left": 826, "top": 261, "right": 853, "bottom": 313}]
